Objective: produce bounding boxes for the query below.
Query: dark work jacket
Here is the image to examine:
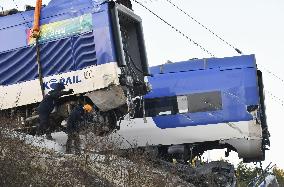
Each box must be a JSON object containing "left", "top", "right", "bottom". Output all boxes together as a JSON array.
[
  {"left": 38, "top": 89, "right": 70, "bottom": 114},
  {"left": 66, "top": 105, "right": 85, "bottom": 133}
]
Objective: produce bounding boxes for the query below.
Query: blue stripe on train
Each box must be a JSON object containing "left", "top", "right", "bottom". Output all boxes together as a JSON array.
[{"left": 152, "top": 112, "right": 253, "bottom": 129}]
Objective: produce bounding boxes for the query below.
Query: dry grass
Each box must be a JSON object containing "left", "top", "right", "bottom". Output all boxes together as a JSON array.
[
  {"left": 80, "top": 130, "right": 194, "bottom": 187},
  {"left": 0, "top": 117, "right": 193, "bottom": 187},
  {"left": 0, "top": 127, "right": 111, "bottom": 186},
  {"left": 0, "top": 116, "right": 227, "bottom": 187}
]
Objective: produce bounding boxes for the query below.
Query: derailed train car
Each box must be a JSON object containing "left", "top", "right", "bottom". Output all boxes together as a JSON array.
[
  {"left": 0, "top": 0, "right": 149, "bottom": 132},
  {"left": 116, "top": 55, "right": 270, "bottom": 162}
]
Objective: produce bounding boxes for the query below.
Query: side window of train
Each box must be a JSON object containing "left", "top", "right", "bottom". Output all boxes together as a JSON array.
[
  {"left": 187, "top": 91, "right": 222, "bottom": 113},
  {"left": 144, "top": 96, "right": 178, "bottom": 117},
  {"left": 144, "top": 91, "right": 222, "bottom": 117}
]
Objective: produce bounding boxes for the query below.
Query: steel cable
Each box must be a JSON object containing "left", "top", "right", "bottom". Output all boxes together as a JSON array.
[
  {"left": 265, "top": 90, "right": 284, "bottom": 107},
  {"left": 165, "top": 0, "right": 242, "bottom": 55},
  {"left": 131, "top": 0, "right": 215, "bottom": 57}
]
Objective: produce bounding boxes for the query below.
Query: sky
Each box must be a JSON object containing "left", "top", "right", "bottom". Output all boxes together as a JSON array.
[{"left": 1, "top": 0, "right": 283, "bottom": 169}]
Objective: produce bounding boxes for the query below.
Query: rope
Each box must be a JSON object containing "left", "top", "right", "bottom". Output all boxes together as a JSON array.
[
  {"left": 35, "top": 39, "right": 45, "bottom": 97},
  {"left": 32, "top": 0, "right": 45, "bottom": 97}
]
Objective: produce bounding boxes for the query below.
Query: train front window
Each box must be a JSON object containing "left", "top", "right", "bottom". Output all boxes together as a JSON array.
[{"left": 144, "top": 91, "right": 222, "bottom": 117}]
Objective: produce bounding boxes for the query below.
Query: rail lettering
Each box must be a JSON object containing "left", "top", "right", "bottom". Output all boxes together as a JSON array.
[{"left": 43, "top": 75, "right": 82, "bottom": 90}]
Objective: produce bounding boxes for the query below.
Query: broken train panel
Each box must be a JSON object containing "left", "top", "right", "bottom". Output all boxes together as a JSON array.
[
  {"left": 115, "top": 55, "right": 269, "bottom": 163},
  {"left": 0, "top": 0, "right": 149, "bottom": 132}
]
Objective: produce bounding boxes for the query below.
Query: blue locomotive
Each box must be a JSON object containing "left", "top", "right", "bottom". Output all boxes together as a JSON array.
[{"left": 0, "top": 0, "right": 149, "bottom": 132}]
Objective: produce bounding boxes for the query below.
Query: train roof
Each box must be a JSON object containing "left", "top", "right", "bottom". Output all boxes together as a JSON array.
[{"left": 150, "top": 54, "right": 256, "bottom": 74}]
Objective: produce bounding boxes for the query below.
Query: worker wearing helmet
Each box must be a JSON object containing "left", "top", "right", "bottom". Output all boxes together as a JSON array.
[
  {"left": 37, "top": 82, "right": 74, "bottom": 139},
  {"left": 65, "top": 104, "right": 93, "bottom": 155}
]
